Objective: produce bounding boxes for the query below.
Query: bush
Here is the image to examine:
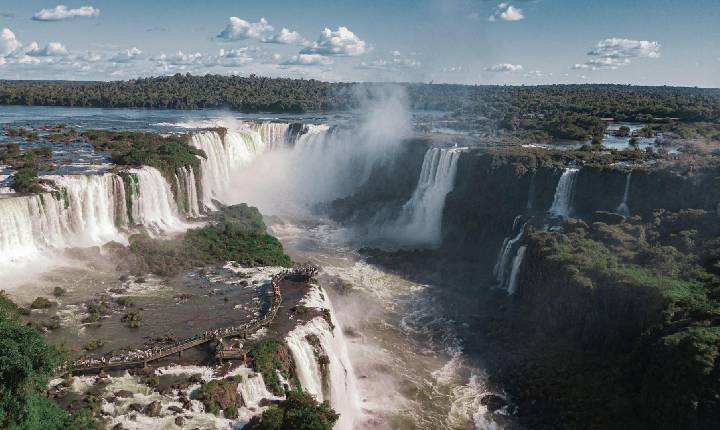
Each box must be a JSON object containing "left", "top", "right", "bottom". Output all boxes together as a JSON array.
[
  {"left": 247, "top": 339, "right": 294, "bottom": 396},
  {"left": 244, "top": 391, "right": 339, "bottom": 430}
]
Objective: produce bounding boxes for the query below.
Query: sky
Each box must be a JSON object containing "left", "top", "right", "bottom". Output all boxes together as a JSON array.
[{"left": 0, "top": 0, "right": 718, "bottom": 87}]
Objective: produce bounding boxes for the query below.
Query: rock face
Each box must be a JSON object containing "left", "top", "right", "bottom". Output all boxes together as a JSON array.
[
  {"left": 325, "top": 137, "right": 430, "bottom": 224},
  {"left": 144, "top": 401, "right": 162, "bottom": 417}
]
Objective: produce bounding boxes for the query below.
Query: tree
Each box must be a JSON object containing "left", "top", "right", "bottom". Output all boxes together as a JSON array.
[
  {"left": 244, "top": 391, "right": 339, "bottom": 430},
  {"left": 617, "top": 125, "right": 631, "bottom": 137}
]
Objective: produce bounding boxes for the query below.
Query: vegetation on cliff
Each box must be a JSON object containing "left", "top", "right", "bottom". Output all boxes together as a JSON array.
[
  {"left": 244, "top": 390, "right": 339, "bottom": 430},
  {"left": 114, "top": 204, "right": 292, "bottom": 275},
  {"left": 0, "top": 292, "right": 100, "bottom": 429},
  {"left": 517, "top": 210, "right": 720, "bottom": 428},
  {"left": 247, "top": 338, "right": 295, "bottom": 396}
]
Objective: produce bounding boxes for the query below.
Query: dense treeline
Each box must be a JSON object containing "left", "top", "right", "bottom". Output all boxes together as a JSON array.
[
  {"left": 0, "top": 292, "right": 100, "bottom": 429},
  {"left": 0, "top": 74, "right": 350, "bottom": 112},
  {"left": 1, "top": 75, "right": 718, "bottom": 123}
]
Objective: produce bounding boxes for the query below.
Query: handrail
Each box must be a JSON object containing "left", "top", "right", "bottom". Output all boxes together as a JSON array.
[{"left": 61, "top": 264, "right": 318, "bottom": 374}]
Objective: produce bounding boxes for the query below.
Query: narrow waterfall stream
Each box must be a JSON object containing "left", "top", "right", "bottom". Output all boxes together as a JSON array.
[
  {"left": 616, "top": 171, "right": 632, "bottom": 217},
  {"left": 548, "top": 167, "right": 579, "bottom": 219}
]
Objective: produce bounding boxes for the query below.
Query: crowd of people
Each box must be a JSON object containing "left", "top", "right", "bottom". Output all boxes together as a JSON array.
[{"left": 68, "top": 265, "right": 304, "bottom": 371}]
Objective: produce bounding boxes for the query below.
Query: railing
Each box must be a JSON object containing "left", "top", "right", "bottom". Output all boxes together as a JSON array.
[{"left": 61, "top": 265, "right": 317, "bottom": 374}]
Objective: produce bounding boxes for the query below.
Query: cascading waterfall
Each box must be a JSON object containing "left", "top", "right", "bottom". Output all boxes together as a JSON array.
[
  {"left": 50, "top": 173, "right": 128, "bottom": 247},
  {"left": 493, "top": 221, "right": 527, "bottom": 288},
  {"left": 237, "top": 372, "right": 274, "bottom": 407},
  {"left": 285, "top": 285, "right": 361, "bottom": 430},
  {"left": 548, "top": 168, "right": 579, "bottom": 219},
  {"left": 526, "top": 170, "right": 536, "bottom": 210},
  {"left": 251, "top": 122, "right": 290, "bottom": 151},
  {"left": 175, "top": 166, "right": 201, "bottom": 218},
  {"left": 190, "top": 129, "right": 268, "bottom": 209},
  {"left": 389, "top": 147, "right": 461, "bottom": 246},
  {"left": 0, "top": 173, "right": 130, "bottom": 263},
  {"left": 129, "top": 167, "right": 188, "bottom": 234},
  {"left": 616, "top": 171, "right": 632, "bottom": 217},
  {"left": 507, "top": 246, "right": 527, "bottom": 295}
]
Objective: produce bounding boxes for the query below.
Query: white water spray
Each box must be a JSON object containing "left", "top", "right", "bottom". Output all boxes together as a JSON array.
[
  {"left": 285, "top": 285, "right": 361, "bottom": 430},
  {"left": 507, "top": 245, "right": 527, "bottom": 295},
  {"left": 548, "top": 168, "right": 579, "bottom": 219},
  {"left": 387, "top": 147, "right": 461, "bottom": 247},
  {"left": 616, "top": 171, "right": 632, "bottom": 217},
  {"left": 493, "top": 221, "right": 527, "bottom": 288}
]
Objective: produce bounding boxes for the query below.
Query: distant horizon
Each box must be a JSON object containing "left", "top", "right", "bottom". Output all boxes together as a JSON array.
[{"left": 1, "top": 74, "right": 719, "bottom": 91}]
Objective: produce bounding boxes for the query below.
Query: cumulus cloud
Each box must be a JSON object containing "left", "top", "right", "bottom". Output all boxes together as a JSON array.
[
  {"left": 356, "top": 51, "right": 421, "bottom": 71},
  {"left": 0, "top": 28, "right": 21, "bottom": 56},
  {"left": 152, "top": 51, "right": 204, "bottom": 67},
  {"left": 25, "top": 41, "right": 69, "bottom": 57},
  {"left": 282, "top": 53, "right": 333, "bottom": 66},
  {"left": 110, "top": 47, "right": 143, "bottom": 63},
  {"left": 484, "top": 63, "right": 523, "bottom": 72},
  {"left": 216, "top": 17, "right": 273, "bottom": 41},
  {"left": 33, "top": 5, "right": 100, "bottom": 21},
  {"left": 490, "top": 3, "right": 524, "bottom": 21},
  {"left": 574, "top": 38, "right": 661, "bottom": 71},
  {"left": 300, "top": 26, "right": 368, "bottom": 56},
  {"left": 589, "top": 38, "right": 661, "bottom": 59},
  {"left": 263, "top": 28, "right": 308, "bottom": 45}
]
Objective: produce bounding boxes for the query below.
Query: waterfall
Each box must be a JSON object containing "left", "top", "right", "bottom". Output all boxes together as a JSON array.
[
  {"left": 50, "top": 173, "right": 128, "bottom": 247},
  {"left": 190, "top": 130, "right": 268, "bottom": 209},
  {"left": 250, "top": 122, "right": 290, "bottom": 151},
  {"left": 390, "top": 147, "right": 461, "bottom": 246},
  {"left": 293, "top": 124, "right": 332, "bottom": 149},
  {"left": 548, "top": 168, "right": 579, "bottom": 219},
  {"left": 175, "top": 166, "right": 201, "bottom": 218},
  {"left": 0, "top": 173, "right": 129, "bottom": 263},
  {"left": 507, "top": 246, "right": 527, "bottom": 295},
  {"left": 237, "top": 373, "right": 274, "bottom": 407},
  {"left": 493, "top": 221, "right": 527, "bottom": 288},
  {"left": 129, "top": 167, "right": 188, "bottom": 234},
  {"left": 526, "top": 170, "right": 536, "bottom": 210},
  {"left": 616, "top": 171, "right": 632, "bottom": 217},
  {"left": 285, "top": 285, "right": 361, "bottom": 430}
]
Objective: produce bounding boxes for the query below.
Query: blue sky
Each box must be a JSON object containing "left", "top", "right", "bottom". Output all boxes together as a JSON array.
[{"left": 0, "top": 0, "right": 718, "bottom": 86}]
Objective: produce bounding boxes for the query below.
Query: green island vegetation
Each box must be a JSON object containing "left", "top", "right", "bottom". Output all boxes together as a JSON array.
[
  {"left": 112, "top": 203, "right": 291, "bottom": 275},
  {"left": 0, "top": 143, "right": 54, "bottom": 194},
  {"left": 0, "top": 291, "right": 101, "bottom": 429},
  {"left": 246, "top": 338, "right": 296, "bottom": 396},
  {"left": 80, "top": 129, "right": 206, "bottom": 179},
  {"left": 244, "top": 390, "right": 339, "bottom": 430},
  {"left": 522, "top": 209, "right": 720, "bottom": 428}
]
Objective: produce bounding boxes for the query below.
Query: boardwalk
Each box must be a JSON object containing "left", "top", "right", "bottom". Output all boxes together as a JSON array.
[{"left": 63, "top": 264, "right": 318, "bottom": 375}]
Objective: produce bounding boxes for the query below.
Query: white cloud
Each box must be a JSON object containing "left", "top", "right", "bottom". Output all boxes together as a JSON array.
[
  {"left": 110, "top": 47, "right": 143, "bottom": 63},
  {"left": 300, "top": 26, "right": 368, "bottom": 56},
  {"left": 216, "top": 17, "right": 273, "bottom": 41},
  {"left": 282, "top": 53, "right": 333, "bottom": 66},
  {"left": 588, "top": 38, "right": 661, "bottom": 59},
  {"left": 216, "top": 47, "right": 264, "bottom": 67},
  {"left": 0, "top": 28, "right": 21, "bottom": 56},
  {"left": 33, "top": 5, "right": 100, "bottom": 21},
  {"left": 490, "top": 3, "right": 525, "bottom": 22},
  {"left": 25, "top": 41, "right": 69, "bottom": 57},
  {"left": 484, "top": 63, "right": 523, "bottom": 72},
  {"left": 574, "top": 38, "right": 661, "bottom": 71},
  {"left": 152, "top": 51, "right": 204, "bottom": 66},
  {"left": 356, "top": 52, "right": 421, "bottom": 71},
  {"left": 263, "top": 28, "right": 307, "bottom": 45},
  {"left": 523, "top": 70, "right": 544, "bottom": 78}
]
